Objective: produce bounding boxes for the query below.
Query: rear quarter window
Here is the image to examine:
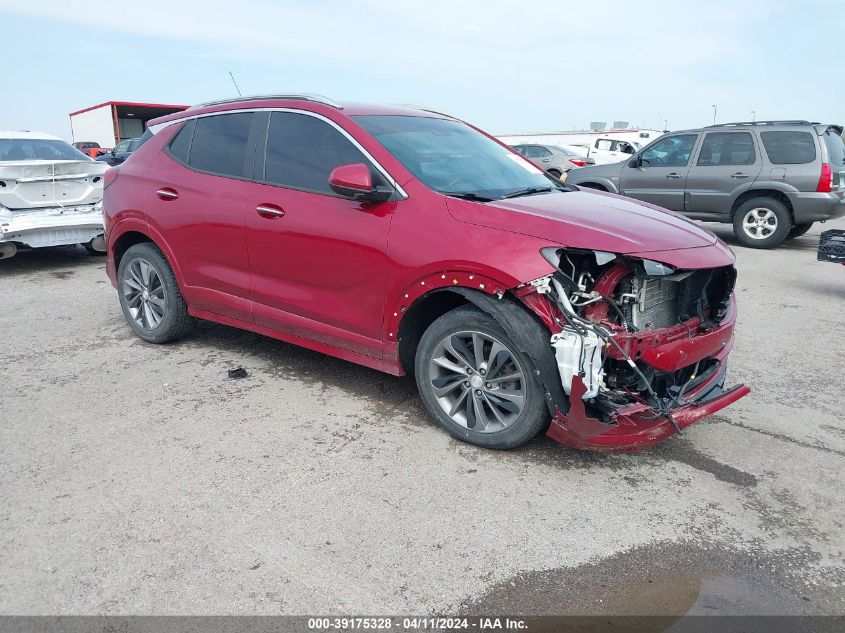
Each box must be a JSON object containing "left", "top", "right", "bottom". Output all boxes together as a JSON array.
[
  {"left": 760, "top": 131, "right": 816, "bottom": 164},
  {"left": 166, "top": 120, "right": 195, "bottom": 164}
]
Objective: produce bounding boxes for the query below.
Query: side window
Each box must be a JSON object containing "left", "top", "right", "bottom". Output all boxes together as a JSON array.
[
  {"left": 537, "top": 147, "right": 552, "bottom": 157},
  {"left": 522, "top": 146, "right": 541, "bottom": 158},
  {"left": 760, "top": 131, "right": 816, "bottom": 164},
  {"left": 167, "top": 119, "right": 195, "bottom": 164},
  {"left": 596, "top": 139, "right": 612, "bottom": 151},
  {"left": 188, "top": 112, "right": 255, "bottom": 178},
  {"left": 615, "top": 141, "right": 635, "bottom": 154},
  {"left": 511, "top": 145, "right": 525, "bottom": 155},
  {"left": 697, "top": 132, "right": 755, "bottom": 166},
  {"left": 114, "top": 140, "right": 131, "bottom": 153},
  {"left": 263, "top": 111, "right": 378, "bottom": 195},
  {"left": 641, "top": 134, "right": 698, "bottom": 167}
]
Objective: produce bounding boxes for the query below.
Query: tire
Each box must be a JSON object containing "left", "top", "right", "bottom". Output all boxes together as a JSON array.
[
  {"left": 732, "top": 197, "right": 792, "bottom": 249},
  {"left": 547, "top": 169, "right": 562, "bottom": 179},
  {"left": 414, "top": 305, "right": 548, "bottom": 449},
  {"left": 117, "top": 242, "right": 194, "bottom": 343},
  {"left": 787, "top": 222, "right": 813, "bottom": 240}
]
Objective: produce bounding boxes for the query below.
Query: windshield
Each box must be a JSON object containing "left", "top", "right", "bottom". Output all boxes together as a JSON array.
[
  {"left": 0, "top": 139, "right": 91, "bottom": 162},
  {"left": 353, "top": 115, "right": 559, "bottom": 199}
]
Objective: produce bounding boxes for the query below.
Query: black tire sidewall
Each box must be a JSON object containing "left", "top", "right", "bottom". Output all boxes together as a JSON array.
[
  {"left": 732, "top": 198, "right": 792, "bottom": 248},
  {"left": 787, "top": 222, "right": 813, "bottom": 239},
  {"left": 117, "top": 243, "right": 189, "bottom": 343},
  {"left": 414, "top": 306, "right": 548, "bottom": 449}
]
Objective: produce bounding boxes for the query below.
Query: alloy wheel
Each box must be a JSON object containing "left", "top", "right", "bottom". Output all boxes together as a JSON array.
[
  {"left": 741, "top": 207, "right": 778, "bottom": 240},
  {"left": 428, "top": 330, "right": 526, "bottom": 433},
  {"left": 122, "top": 257, "right": 166, "bottom": 330}
]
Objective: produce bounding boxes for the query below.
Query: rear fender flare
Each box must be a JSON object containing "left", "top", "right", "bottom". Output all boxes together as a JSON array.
[{"left": 109, "top": 218, "right": 187, "bottom": 290}]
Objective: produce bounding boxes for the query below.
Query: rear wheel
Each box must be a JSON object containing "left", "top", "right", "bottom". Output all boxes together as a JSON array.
[
  {"left": 787, "top": 222, "right": 813, "bottom": 240},
  {"left": 414, "top": 306, "right": 548, "bottom": 449},
  {"left": 732, "top": 197, "right": 792, "bottom": 248},
  {"left": 547, "top": 169, "right": 562, "bottom": 179},
  {"left": 117, "top": 243, "right": 194, "bottom": 343}
]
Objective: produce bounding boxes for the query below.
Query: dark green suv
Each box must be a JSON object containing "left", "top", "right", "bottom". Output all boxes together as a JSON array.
[{"left": 567, "top": 120, "right": 845, "bottom": 248}]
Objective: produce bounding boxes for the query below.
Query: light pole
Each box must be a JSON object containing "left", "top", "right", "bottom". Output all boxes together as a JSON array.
[
  {"left": 751, "top": 110, "right": 756, "bottom": 122},
  {"left": 712, "top": 104, "right": 718, "bottom": 125}
]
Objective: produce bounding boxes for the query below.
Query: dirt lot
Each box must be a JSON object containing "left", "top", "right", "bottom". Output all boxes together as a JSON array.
[{"left": 1, "top": 220, "right": 843, "bottom": 616}]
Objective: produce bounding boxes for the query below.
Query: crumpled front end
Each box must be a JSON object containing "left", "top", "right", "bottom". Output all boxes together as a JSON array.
[{"left": 516, "top": 248, "right": 749, "bottom": 452}]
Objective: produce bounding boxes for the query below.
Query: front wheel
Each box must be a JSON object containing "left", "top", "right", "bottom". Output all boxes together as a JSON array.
[
  {"left": 732, "top": 197, "right": 792, "bottom": 248},
  {"left": 414, "top": 306, "right": 548, "bottom": 449},
  {"left": 117, "top": 242, "right": 194, "bottom": 343}
]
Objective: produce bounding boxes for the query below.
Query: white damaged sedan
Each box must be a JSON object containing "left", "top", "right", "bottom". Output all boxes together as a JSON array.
[{"left": 0, "top": 130, "right": 109, "bottom": 260}]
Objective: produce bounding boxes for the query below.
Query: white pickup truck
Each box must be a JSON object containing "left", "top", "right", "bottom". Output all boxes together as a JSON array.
[{"left": 0, "top": 131, "right": 109, "bottom": 260}]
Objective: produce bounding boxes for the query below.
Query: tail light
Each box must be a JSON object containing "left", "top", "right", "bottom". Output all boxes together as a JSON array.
[
  {"left": 569, "top": 159, "right": 587, "bottom": 167},
  {"left": 816, "top": 163, "right": 833, "bottom": 192},
  {"left": 103, "top": 167, "right": 120, "bottom": 190}
]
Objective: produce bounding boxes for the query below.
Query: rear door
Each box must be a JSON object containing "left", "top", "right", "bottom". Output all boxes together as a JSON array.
[
  {"left": 684, "top": 131, "right": 761, "bottom": 216},
  {"left": 142, "top": 112, "right": 259, "bottom": 322},
  {"left": 619, "top": 133, "right": 699, "bottom": 211},
  {"left": 245, "top": 110, "right": 395, "bottom": 358}
]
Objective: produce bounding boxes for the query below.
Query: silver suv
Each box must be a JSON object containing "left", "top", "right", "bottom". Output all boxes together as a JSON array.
[{"left": 566, "top": 121, "right": 845, "bottom": 248}]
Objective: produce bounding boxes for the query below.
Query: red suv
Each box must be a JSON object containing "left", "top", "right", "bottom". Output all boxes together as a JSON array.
[{"left": 103, "top": 94, "right": 749, "bottom": 451}]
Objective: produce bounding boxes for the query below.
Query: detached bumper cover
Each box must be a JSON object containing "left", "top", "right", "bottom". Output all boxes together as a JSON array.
[
  {"left": 0, "top": 203, "right": 104, "bottom": 248},
  {"left": 546, "top": 306, "right": 749, "bottom": 451}
]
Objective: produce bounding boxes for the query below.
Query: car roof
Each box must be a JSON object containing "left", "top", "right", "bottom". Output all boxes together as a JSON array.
[
  {"left": 0, "top": 130, "right": 64, "bottom": 141},
  {"left": 147, "top": 95, "right": 453, "bottom": 128}
]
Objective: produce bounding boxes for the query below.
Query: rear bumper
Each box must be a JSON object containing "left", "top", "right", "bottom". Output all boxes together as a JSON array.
[
  {"left": 0, "top": 203, "right": 104, "bottom": 248},
  {"left": 787, "top": 191, "right": 845, "bottom": 223},
  {"left": 546, "top": 306, "right": 749, "bottom": 452}
]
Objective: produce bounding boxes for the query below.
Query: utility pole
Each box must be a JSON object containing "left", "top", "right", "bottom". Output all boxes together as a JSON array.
[
  {"left": 751, "top": 110, "right": 756, "bottom": 122},
  {"left": 228, "top": 71, "right": 242, "bottom": 97},
  {"left": 711, "top": 104, "right": 718, "bottom": 125}
]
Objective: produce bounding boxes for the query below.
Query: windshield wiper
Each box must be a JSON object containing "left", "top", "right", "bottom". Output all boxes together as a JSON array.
[
  {"left": 444, "top": 191, "right": 495, "bottom": 202},
  {"left": 499, "top": 186, "right": 555, "bottom": 200}
]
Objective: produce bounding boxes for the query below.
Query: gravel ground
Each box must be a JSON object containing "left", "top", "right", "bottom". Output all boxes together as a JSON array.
[{"left": 0, "top": 219, "right": 843, "bottom": 616}]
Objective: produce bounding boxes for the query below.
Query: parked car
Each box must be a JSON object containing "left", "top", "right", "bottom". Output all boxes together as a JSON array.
[
  {"left": 510, "top": 144, "right": 595, "bottom": 178},
  {"left": 580, "top": 137, "right": 640, "bottom": 164},
  {"left": 0, "top": 130, "right": 109, "bottom": 259},
  {"left": 103, "top": 94, "right": 748, "bottom": 451},
  {"left": 567, "top": 120, "right": 845, "bottom": 248},
  {"left": 96, "top": 137, "right": 141, "bottom": 166},
  {"left": 72, "top": 141, "right": 109, "bottom": 158}
]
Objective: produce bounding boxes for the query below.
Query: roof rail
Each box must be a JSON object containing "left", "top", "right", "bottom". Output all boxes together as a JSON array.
[
  {"left": 706, "top": 120, "right": 814, "bottom": 128},
  {"left": 194, "top": 93, "right": 343, "bottom": 109}
]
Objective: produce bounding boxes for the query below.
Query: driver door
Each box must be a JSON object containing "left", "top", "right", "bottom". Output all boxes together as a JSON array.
[
  {"left": 619, "top": 133, "right": 699, "bottom": 211},
  {"left": 245, "top": 111, "right": 395, "bottom": 359}
]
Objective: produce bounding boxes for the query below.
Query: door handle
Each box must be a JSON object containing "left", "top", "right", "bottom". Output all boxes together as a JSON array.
[
  {"left": 256, "top": 204, "right": 285, "bottom": 219},
  {"left": 541, "top": 159, "right": 551, "bottom": 163},
  {"left": 666, "top": 173, "right": 682, "bottom": 179},
  {"left": 731, "top": 172, "right": 750, "bottom": 179},
  {"left": 156, "top": 187, "right": 179, "bottom": 200}
]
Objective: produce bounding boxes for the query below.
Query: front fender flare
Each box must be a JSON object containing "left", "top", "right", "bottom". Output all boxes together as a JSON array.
[{"left": 451, "top": 288, "right": 568, "bottom": 418}]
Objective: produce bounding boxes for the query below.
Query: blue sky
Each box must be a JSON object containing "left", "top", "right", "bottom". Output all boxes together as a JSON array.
[{"left": 2, "top": 0, "right": 842, "bottom": 140}]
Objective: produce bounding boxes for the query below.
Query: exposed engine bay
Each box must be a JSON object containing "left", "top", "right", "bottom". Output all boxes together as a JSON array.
[{"left": 522, "top": 247, "right": 744, "bottom": 447}]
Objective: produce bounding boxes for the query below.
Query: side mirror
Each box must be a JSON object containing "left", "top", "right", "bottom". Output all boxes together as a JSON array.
[
  {"left": 328, "top": 163, "right": 392, "bottom": 202},
  {"left": 629, "top": 155, "right": 643, "bottom": 168}
]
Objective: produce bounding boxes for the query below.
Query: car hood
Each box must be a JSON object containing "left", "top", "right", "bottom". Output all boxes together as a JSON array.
[
  {"left": 567, "top": 161, "right": 625, "bottom": 182},
  {"left": 446, "top": 189, "right": 723, "bottom": 260}
]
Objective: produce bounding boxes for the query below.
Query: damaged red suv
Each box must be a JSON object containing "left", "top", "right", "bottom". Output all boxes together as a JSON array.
[{"left": 103, "top": 94, "right": 749, "bottom": 451}]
